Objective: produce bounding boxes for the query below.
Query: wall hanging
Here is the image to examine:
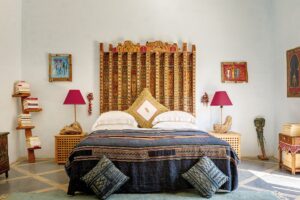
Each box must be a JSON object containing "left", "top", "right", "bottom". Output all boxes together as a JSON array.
[
  {"left": 99, "top": 40, "right": 196, "bottom": 115},
  {"left": 287, "top": 47, "right": 300, "bottom": 97},
  {"left": 221, "top": 62, "right": 248, "bottom": 83},
  {"left": 87, "top": 92, "right": 94, "bottom": 115},
  {"left": 49, "top": 54, "right": 72, "bottom": 82},
  {"left": 201, "top": 92, "right": 209, "bottom": 106}
]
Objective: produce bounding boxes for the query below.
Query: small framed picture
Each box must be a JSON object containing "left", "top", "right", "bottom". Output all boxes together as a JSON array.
[
  {"left": 221, "top": 62, "right": 248, "bottom": 83},
  {"left": 287, "top": 47, "right": 300, "bottom": 97},
  {"left": 49, "top": 54, "right": 72, "bottom": 82}
]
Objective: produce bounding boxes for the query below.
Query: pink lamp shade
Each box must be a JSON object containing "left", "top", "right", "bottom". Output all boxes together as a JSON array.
[
  {"left": 210, "top": 91, "right": 232, "bottom": 106},
  {"left": 63, "top": 90, "right": 86, "bottom": 105}
]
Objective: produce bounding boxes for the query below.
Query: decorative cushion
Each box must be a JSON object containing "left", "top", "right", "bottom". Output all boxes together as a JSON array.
[
  {"left": 126, "top": 88, "right": 169, "bottom": 128},
  {"left": 81, "top": 156, "right": 129, "bottom": 200},
  {"left": 152, "top": 111, "right": 196, "bottom": 126},
  {"left": 182, "top": 156, "right": 229, "bottom": 198}
]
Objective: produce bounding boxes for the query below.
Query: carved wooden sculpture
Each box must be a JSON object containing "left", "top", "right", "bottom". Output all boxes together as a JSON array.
[
  {"left": 254, "top": 117, "right": 269, "bottom": 160},
  {"left": 213, "top": 116, "right": 232, "bottom": 133}
]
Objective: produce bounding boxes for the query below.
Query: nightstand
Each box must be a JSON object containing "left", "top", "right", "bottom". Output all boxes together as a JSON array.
[
  {"left": 55, "top": 133, "right": 86, "bottom": 164},
  {"left": 279, "top": 133, "right": 300, "bottom": 174},
  {"left": 209, "top": 131, "right": 241, "bottom": 159},
  {"left": 0, "top": 132, "right": 9, "bottom": 178}
]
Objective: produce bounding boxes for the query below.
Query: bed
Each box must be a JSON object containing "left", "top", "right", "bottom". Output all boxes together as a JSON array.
[
  {"left": 66, "top": 129, "right": 239, "bottom": 194},
  {"left": 65, "top": 41, "right": 239, "bottom": 196}
]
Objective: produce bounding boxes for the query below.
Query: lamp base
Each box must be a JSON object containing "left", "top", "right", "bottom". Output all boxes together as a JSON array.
[
  {"left": 59, "top": 121, "right": 83, "bottom": 135},
  {"left": 213, "top": 115, "right": 232, "bottom": 133}
]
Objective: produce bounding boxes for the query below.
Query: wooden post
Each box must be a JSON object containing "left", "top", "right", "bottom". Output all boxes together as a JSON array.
[
  {"left": 100, "top": 43, "right": 104, "bottom": 113},
  {"left": 192, "top": 45, "right": 196, "bottom": 115},
  {"left": 117, "top": 52, "right": 122, "bottom": 110},
  {"left": 108, "top": 44, "right": 113, "bottom": 111},
  {"left": 164, "top": 52, "right": 169, "bottom": 108}
]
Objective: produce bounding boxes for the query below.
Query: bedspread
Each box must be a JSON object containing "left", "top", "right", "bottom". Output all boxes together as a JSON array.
[{"left": 65, "top": 129, "right": 239, "bottom": 194}]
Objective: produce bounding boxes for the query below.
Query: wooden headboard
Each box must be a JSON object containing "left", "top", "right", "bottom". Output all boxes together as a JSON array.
[{"left": 99, "top": 41, "right": 196, "bottom": 115}]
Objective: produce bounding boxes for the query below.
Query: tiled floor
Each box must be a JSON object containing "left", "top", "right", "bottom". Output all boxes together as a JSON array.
[{"left": 0, "top": 158, "right": 299, "bottom": 200}]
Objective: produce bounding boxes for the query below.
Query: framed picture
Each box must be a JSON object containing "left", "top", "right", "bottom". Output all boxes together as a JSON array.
[
  {"left": 221, "top": 62, "right": 248, "bottom": 83},
  {"left": 287, "top": 47, "right": 300, "bottom": 97},
  {"left": 49, "top": 54, "right": 72, "bottom": 82}
]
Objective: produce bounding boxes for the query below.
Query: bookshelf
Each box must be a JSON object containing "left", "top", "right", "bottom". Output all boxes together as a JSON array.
[{"left": 12, "top": 92, "right": 42, "bottom": 163}]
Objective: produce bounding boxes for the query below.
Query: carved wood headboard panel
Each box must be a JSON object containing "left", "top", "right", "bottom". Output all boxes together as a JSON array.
[{"left": 100, "top": 41, "right": 196, "bottom": 115}]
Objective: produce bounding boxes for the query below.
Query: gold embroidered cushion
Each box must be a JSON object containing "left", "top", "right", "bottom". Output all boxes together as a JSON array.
[{"left": 126, "top": 88, "right": 169, "bottom": 128}]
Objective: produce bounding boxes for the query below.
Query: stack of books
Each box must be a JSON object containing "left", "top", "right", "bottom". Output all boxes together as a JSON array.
[
  {"left": 14, "top": 81, "right": 30, "bottom": 95},
  {"left": 281, "top": 123, "right": 300, "bottom": 136},
  {"left": 26, "top": 136, "right": 41, "bottom": 149},
  {"left": 18, "top": 114, "right": 33, "bottom": 127},
  {"left": 23, "top": 97, "right": 40, "bottom": 110}
]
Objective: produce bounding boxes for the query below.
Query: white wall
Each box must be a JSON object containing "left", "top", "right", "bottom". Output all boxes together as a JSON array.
[
  {"left": 0, "top": 0, "right": 22, "bottom": 163},
  {"left": 273, "top": 0, "right": 300, "bottom": 157},
  {"left": 22, "top": 0, "right": 275, "bottom": 158}
]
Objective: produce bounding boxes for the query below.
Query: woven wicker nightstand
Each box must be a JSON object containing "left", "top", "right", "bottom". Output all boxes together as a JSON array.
[
  {"left": 209, "top": 131, "right": 241, "bottom": 159},
  {"left": 55, "top": 133, "right": 86, "bottom": 164}
]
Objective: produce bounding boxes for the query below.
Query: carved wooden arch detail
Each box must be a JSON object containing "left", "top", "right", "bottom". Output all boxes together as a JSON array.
[{"left": 100, "top": 40, "right": 196, "bottom": 115}]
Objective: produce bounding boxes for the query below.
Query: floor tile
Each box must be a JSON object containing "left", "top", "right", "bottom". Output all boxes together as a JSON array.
[
  {"left": 238, "top": 170, "right": 255, "bottom": 182},
  {"left": 0, "top": 177, "right": 51, "bottom": 194},
  {"left": 238, "top": 159, "right": 276, "bottom": 171},
  {"left": 17, "top": 159, "right": 53, "bottom": 165},
  {"left": 17, "top": 161, "right": 64, "bottom": 174},
  {"left": 40, "top": 171, "right": 69, "bottom": 185},
  {"left": 0, "top": 169, "right": 26, "bottom": 181},
  {"left": 246, "top": 177, "right": 300, "bottom": 196}
]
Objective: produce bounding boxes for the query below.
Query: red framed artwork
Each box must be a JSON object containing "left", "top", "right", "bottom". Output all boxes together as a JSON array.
[
  {"left": 287, "top": 47, "right": 300, "bottom": 97},
  {"left": 221, "top": 62, "right": 248, "bottom": 83}
]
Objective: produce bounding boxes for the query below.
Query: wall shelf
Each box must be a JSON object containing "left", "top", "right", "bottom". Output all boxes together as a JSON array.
[
  {"left": 16, "top": 126, "right": 35, "bottom": 130},
  {"left": 24, "top": 108, "right": 42, "bottom": 113},
  {"left": 27, "top": 147, "right": 42, "bottom": 151},
  {"left": 12, "top": 90, "right": 41, "bottom": 163},
  {"left": 12, "top": 93, "right": 31, "bottom": 98}
]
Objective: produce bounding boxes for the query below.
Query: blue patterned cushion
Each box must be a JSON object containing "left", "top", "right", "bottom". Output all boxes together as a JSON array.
[
  {"left": 81, "top": 156, "right": 129, "bottom": 199},
  {"left": 182, "top": 156, "right": 229, "bottom": 198}
]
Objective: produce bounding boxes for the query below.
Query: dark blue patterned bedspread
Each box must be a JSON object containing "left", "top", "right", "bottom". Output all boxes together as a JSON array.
[{"left": 66, "top": 129, "right": 239, "bottom": 195}]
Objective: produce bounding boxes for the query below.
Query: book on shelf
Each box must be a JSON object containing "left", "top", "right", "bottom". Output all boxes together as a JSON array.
[
  {"left": 17, "top": 113, "right": 33, "bottom": 127},
  {"left": 23, "top": 97, "right": 40, "bottom": 110},
  {"left": 26, "top": 136, "right": 41, "bottom": 149},
  {"left": 281, "top": 123, "right": 300, "bottom": 136},
  {"left": 14, "top": 81, "right": 30, "bottom": 94}
]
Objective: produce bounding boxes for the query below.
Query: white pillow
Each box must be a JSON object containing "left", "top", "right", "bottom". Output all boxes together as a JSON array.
[
  {"left": 91, "top": 111, "right": 138, "bottom": 131},
  {"left": 152, "top": 111, "right": 196, "bottom": 125},
  {"left": 153, "top": 122, "right": 199, "bottom": 130},
  {"left": 92, "top": 124, "right": 138, "bottom": 131}
]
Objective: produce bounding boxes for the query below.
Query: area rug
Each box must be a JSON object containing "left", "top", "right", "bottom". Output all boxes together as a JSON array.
[{"left": 7, "top": 189, "right": 278, "bottom": 200}]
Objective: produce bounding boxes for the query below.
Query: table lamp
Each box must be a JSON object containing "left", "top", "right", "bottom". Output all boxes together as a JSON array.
[
  {"left": 210, "top": 91, "right": 232, "bottom": 133},
  {"left": 63, "top": 89, "right": 86, "bottom": 122}
]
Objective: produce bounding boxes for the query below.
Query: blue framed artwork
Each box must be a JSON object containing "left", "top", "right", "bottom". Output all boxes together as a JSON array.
[{"left": 49, "top": 54, "right": 72, "bottom": 82}]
